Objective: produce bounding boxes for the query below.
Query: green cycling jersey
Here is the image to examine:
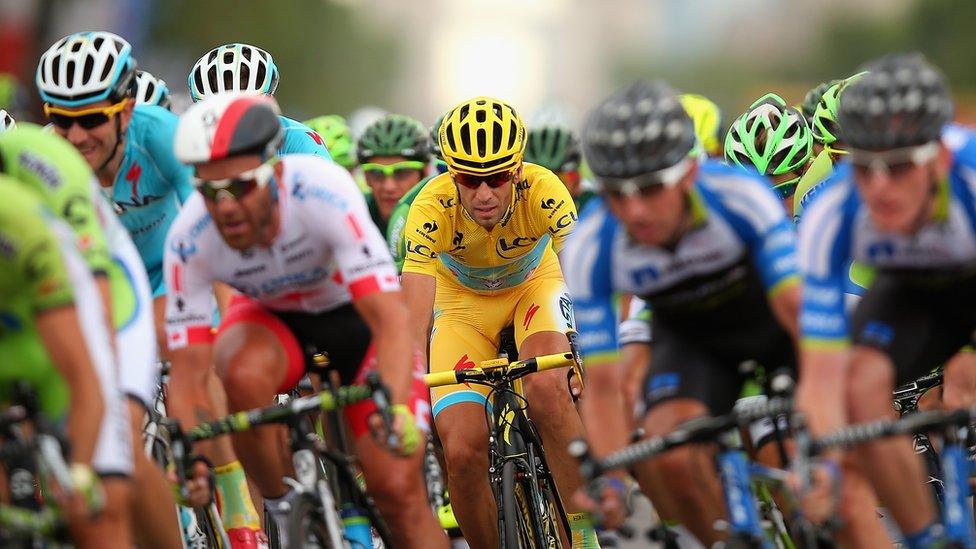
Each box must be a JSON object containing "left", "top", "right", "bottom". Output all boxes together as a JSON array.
[
  {"left": 0, "top": 124, "right": 136, "bottom": 328},
  {"left": 0, "top": 176, "right": 74, "bottom": 416}
]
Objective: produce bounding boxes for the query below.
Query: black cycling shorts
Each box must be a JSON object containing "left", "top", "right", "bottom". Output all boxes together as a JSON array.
[{"left": 851, "top": 267, "right": 976, "bottom": 386}]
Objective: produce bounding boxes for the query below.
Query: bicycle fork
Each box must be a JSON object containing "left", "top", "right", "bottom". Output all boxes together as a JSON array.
[
  {"left": 716, "top": 436, "right": 773, "bottom": 548},
  {"left": 939, "top": 427, "right": 976, "bottom": 546}
]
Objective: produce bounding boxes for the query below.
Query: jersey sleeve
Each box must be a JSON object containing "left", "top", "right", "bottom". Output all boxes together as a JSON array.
[
  {"left": 797, "top": 184, "right": 855, "bottom": 350},
  {"left": 279, "top": 118, "right": 333, "bottom": 160},
  {"left": 703, "top": 175, "right": 799, "bottom": 295},
  {"left": 296, "top": 160, "right": 399, "bottom": 299},
  {"left": 617, "top": 296, "right": 652, "bottom": 346},
  {"left": 528, "top": 168, "right": 578, "bottom": 252},
  {"left": 54, "top": 175, "right": 113, "bottom": 277},
  {"left": 163, "top": 210, "right": 215, "bottom": 350},
  {"left": 5, "top": 190, "right": 75, "bottom": 312},
  {"left": 387, "top": 178, "right": 432, "bottom": 273},
  {"left": 401, "top": 192, "right": 449, "bottom": 278},
  {"left": 560, "top": 204, "right": 620, "bottom": 365},
  {"left": 142, "top": 106, "right": 195, "bottom": 203}
]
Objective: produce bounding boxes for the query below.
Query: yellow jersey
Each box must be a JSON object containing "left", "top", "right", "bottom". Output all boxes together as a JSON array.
[{"left": 402, "top": 163, "right": 577, "bottom": 293}]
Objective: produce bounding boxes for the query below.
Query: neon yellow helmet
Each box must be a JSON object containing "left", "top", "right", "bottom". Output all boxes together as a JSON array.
[
  {"left": 439, "top": 96, "right": 526, "bottom": 175},
  {"left": 679, "top": 93, "right": 722, "bottom": 156},
  {"left": 304, "top": 115, "right": 356, "bottom": 168}
]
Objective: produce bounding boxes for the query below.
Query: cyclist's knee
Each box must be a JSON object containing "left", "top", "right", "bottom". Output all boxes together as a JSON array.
[
  {"left": 647, "top": 446, "right": 709, "bottom": 495},
  {"left": 438, "top": 422, "right": 488, "bottom": 478},
  {"left": 522, "top": 368, "right": 571, "bottom": 407},
  {"left": 847, "top": 354, "right": 896, "bottom": 422}
]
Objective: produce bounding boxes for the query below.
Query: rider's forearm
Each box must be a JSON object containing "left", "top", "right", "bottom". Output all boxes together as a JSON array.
[
  {"left": 373, "top": 303, "right": 413, "bottom": 405},
  {"left": 401, "top": 273, "right": 435, "bottom": 365},
  {"left": 95, "top": 275, "right": 115, "bottom": 343},
  {"left": 581, "top": 360, "right": 631, "bottom": 457},
  {"left": 770, "top": 283, "right": 801, "bottom": 344},
  {"left": 37, "top": 307, "right": 105, "bottom": 465},
  {"left": 797, "top": 348, "right": 849, "bottom": 439},
  {"left": 167, "top": 346, "right": 222, "bottom": 429}
]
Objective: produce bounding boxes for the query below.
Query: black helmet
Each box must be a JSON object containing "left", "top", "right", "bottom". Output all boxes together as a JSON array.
[
  {"left": 582, "top": 80, "right": 695, "bottom": 181},
  {"left": 838, "top": 52, "right": 953, "bottom": 151}
]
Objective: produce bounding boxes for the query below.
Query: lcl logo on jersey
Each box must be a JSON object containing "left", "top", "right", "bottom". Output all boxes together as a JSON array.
[{"left": 496, "top": 236, "right": 537, "bottom": 259}]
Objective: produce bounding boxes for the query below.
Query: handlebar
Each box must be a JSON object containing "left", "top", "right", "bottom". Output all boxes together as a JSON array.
[{"left": 424, "top": 352, "right": 575, "bottom": 388}]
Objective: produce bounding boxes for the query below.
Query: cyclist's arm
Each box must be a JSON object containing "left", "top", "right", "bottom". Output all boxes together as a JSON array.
[
  {"left": 353, "top": 291, "right": 413, "bottom": 404},
  {"left": 532, "top": 168, "right": 578, "bottom": 254},
  {"left": 796, "top": 197, "right": 853, "bottom": 439},
  {"left": 401, "top": 272, "right": 436, "bottom": 365},
  {"left": 20, "top": 208, "right": 104, "bottom": 465},
  {"left": 163, "top": 226, "right": 218, "bottom": 430},
  {"left": 37, "top": 305, "right": 106, "bottom": 465},
  {"left": 617, "top": 296, "right": 653, "bottom": 424}
]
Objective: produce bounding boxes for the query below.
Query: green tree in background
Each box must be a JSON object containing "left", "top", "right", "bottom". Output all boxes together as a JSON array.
[{"left": 150, "top": 0, "right": 401, "bottom": 117}]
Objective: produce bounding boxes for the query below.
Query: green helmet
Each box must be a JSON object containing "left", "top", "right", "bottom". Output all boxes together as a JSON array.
[
  {"left": 356, "top": 114, "right": 430, "bottom": 164},
  {"left": 811, "top": 72, "right": 868, "bottom": 147},
  {"left": 304, "top": 115, "right": 356, "bottom": 168},
  {"left": 525, "top": 126, "right": 581, "bottom": 172},
  {"left": 800, "top": 80, "right": 840, "bottom": 121},
  {"left": 725, "top": 93, "right": 812, "bottom": 177}
]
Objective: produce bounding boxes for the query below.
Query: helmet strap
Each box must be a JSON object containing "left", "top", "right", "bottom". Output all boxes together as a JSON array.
[{"left": 96, "top": 115, "right": 125, "bottom": 173}]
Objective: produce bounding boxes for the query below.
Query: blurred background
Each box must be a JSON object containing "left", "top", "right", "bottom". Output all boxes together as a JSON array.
[{"left": 2, "top": 0, "right": 976, "bottom": 134}]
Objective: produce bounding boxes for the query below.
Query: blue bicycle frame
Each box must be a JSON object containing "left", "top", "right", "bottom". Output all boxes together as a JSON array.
[{"left": 940, "top": 429, "right": 975, "bottom": 546}]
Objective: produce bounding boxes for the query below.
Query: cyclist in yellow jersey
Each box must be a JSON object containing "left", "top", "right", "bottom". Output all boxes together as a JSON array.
[{"left": 401, "top": 96, "right": 596, "bottom": 548}]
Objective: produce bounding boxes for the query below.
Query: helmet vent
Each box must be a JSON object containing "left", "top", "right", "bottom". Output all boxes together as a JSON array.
[
  {"left": 506, "top": 121, "right": 517, "bottom": 150},
  {"left": 255, "top": 64, "right": 266, "bottom": 87},
  {"left": 66, "top": 60, "right": 76, "bottom": 86},
  {"left": 97, "top": 57, "right": 109, "bottom": 81},
  {"left": 207, "top": 49, "right": 219, "bottom": 63},
  {"left": 241, "top": 47, "right": 252, "bottom": 61},
  {"left": 446, "top": 125, "right": 457, "bottom": 152},
  {"left": 51, "top": 55, "right": 62, "bottom": 85},
  {"left": 93, "top": 36, "right": 104, "bottom": 50},
  {"left": 70, "top": 40, "right": 82, "bottom": 53},
  {"left": 194, "top": 70, "right": 205, "bottom": 94},
  {"left": 460, "top": 124, "right": 472, "bottom": 155},
  {"left": 477, "top": 128, "right": 488, "bottom": 156},
  {"left": 476, "top": 108, "right": 486, "bottom": 124},
  {"left": 459, "top": 104, "right": 469, "bottom": 120},
  {"left": 224, "top": 52, "right": 234, "bottom": 64},
  {"left": 223, "top": 69, "right": 235, "bottom": 91}
]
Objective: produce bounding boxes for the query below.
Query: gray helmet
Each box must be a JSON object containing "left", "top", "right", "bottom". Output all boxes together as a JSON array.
[
  {"left": 582, "top": 80, "right": 695, "bottom": 181},
  {"left": 838, "top": 52, "right": 953, "bottom": 151}
]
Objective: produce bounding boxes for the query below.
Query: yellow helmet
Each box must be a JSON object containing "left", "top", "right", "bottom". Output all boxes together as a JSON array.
[
  {"left": 679, "top": 93, "right": 722, "bottom": 156},
  {"left": 439, "top": 96, "right": 526, "bottom": 175}
]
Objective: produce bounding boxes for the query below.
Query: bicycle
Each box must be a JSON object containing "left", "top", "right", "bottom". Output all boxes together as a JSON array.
[
  {"left": 166, "top": 376, "right": 394, "bottom": 549},
  {"left": 806, "top": 404, "right": 976, "bottom": 548},
  {"left": 0, "top": 384, "right": 101, "bottom": 546},
  {"left": 891, "top": 370, "right": 945, "bottom": 501},
  {"left": 142, "top": 361, "right": 227, "bottom": 548},
  {"left": 572, "top": 397, "right": 808, "bottom": 548},
  {"left": 425, "top": 347, "right": 578, "bottom": 548}
]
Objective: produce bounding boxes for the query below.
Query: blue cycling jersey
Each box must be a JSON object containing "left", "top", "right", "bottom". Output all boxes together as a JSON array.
[
  {"left": 798, "top": 136, "right": 976, "bottom": 347},
  {"left": 561, "top": 160, "right": 799, "bottom": 363},
  {"left": 105, "top": 105, "right": 194, "bottom": 297},
  {"left": 279, "top": 115, "right": 332, "bottom": 159}
]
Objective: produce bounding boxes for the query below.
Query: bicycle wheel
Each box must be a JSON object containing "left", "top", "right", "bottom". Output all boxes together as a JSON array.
[
  {"left": 501, "top": 460, "right": 536, "bottom": 548},
  {"left": 287, "top": 493, "right": 343, "bottom": 549}
]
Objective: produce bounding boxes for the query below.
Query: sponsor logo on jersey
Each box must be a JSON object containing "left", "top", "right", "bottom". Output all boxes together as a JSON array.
[
  {"left": 406, "top": 239, "right": 435, "bottom": 258},
  {"left": 522, "top": 303, "right": 541, "bottom": 330},
  {"left": 18, "top": 151, "right": 62, "bottom": 189},
  {"left": 233, "top": 264, "right": 266, "bottom": 277},
  {"left": 867, "top": 241, "right": 896, "bottom": 261},
  {"left": 558, "top": 294, "right": 574, "bottom": 329},
  {"left": 438, "top": 197, "right": 455, "bottom": 209},
  {"left": 61, "top": 195, "right": 89, "bottom": 229},
  {"left": 551, "top": 211, "right": 577, "bottom": 233},
  {"left": 496, "top": 235, "right": 537, "bottom": 259},
  {"left": 541, "top": 197, "right": 566, "bottom": 219},
  {"left": 414, "top": 220, "right": 438, "bottom": 243},
  {"left": 285, "top": 248, "right": 314, "bottom": 264},
  {"left": 113, "top": 194, "right": 165, "bottom": 213},
  {"left": 280, "top": 234, "right": 308, "bottom": 252},
  {"left": 125, "top": 161, "right": 143, "bottom": 201},
  {"left": 171, "top": 236, "right": 197, "bottom": 263},
  {"left": 451, "top": 231, "right": 464, "bottom": 252},
  {"left": 647, "top": 372, "right": 680, "bottom": 401}
]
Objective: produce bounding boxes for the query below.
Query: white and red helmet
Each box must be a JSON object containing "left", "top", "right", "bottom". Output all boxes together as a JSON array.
[{"left": 175, "top": 92, "right": 283, "bottom": 164}]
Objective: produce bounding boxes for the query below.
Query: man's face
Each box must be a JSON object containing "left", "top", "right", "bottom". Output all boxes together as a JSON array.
[
  {"left": 604, "top": 162, "right": 697, "bottom": 247},
  {"left": 49, "top": 98, "right": 133, "bottom": 172},
  {"left": 452, "top": 165, "right": 519, "bottom": 229},
  {"left": 361, "top": 155, "right": 426, "bottom": 219},
  {"left": 851, "top": 143, "right": 948, "bottom": 235},
  {"left": 195, "top": 155, "right": 277, "bottom": 250}
]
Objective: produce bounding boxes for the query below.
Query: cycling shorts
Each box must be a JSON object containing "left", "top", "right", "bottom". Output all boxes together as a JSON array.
[
  {"left": 217, "top": 295, "right": 431, "bottom": 436},
  {"left": 851, "top": 267, "right": 976, "bottom": 386},
  {"left": 429, "top": 259, "right": 575, "bottom": 420}
]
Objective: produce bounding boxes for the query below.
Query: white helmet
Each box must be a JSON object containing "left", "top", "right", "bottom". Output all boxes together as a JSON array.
[
  {"left": 175, "top": 93, "right": 283, "bottom": 165},
  {"left": 0, "top": 110, "right": 15, "bottom": 132},
  {"left": 36, "top": 31, "right": 136, "bottom": 107},
  {"left": 134, "top": 70, "right": 171, "bottom": 110},
  {"left": 187, "top": 43, "right": 279, "bottom": 102}
]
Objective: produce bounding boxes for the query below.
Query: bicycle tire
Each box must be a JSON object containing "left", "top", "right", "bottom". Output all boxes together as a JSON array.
[
  {"left": 286, "top": 493, "right": 341, "bottom": 549},
  {"left": 501, "top": 460, "right": 536, "bottom": 549}
]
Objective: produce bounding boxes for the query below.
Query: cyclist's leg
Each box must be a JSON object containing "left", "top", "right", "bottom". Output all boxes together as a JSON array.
[
  {"left": 631, "top": 325, "right": 738, "bottom": 545},
  {"left": 512, "top": 271, "right": 590, "bottom": 543},
  {"left": 428, "top": 313, "right": 499, "bottom": 549},
  {"left": 942, "top": 350, "right": 976, "bottom": 409},
  {"left": 846, "top": 273, "right": 966, "bottom": 538},
  {"left": 347, "top": 348, "right": 448, "bottom": 548},
  {"left": 114, "top": 262, "right": 180, "bottom": 548},
  {"left": 212, "top": 299, "right": 296, "bottom": 500}
]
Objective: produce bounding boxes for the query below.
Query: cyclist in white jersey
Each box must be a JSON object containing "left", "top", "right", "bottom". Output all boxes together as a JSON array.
[
  {"left": 798, "top": 53, "right": 976, "bottom": 548},
  {"left": 165, "top": 93, "right": 447, "bottom": 548}
]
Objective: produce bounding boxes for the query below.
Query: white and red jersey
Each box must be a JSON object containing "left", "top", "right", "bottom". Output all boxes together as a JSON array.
[{"left": 164, "top": 154, "right": 399, "bottom": 349}]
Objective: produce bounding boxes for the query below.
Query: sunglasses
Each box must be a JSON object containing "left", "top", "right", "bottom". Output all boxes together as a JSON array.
[
  {"left": 451, "top": 168, "right": 518, "bottom": 190},
  {"left": 44, "top": 99, "right": 129, "bottom": 130},
  {"left": 194, "top": 163, "right": 275, "bottom": 202},
  {"left": 361, "top": 160, "right": 426, "bottom": 184},
  {"left": 599, "top": 158, "right": 693, "bottom": 199},
  {"left": 849, "top": 142, "right": 939, "bottom": 178}
]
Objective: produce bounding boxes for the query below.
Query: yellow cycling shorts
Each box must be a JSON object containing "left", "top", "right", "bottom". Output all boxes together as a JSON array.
[{"left": 429, "top": 258, "right": 575, "bottom": 420}]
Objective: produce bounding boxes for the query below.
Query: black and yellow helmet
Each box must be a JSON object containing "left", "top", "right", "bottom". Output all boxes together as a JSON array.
[{"left": 439, "top": 96, "right": 526, "bottom": 175}]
